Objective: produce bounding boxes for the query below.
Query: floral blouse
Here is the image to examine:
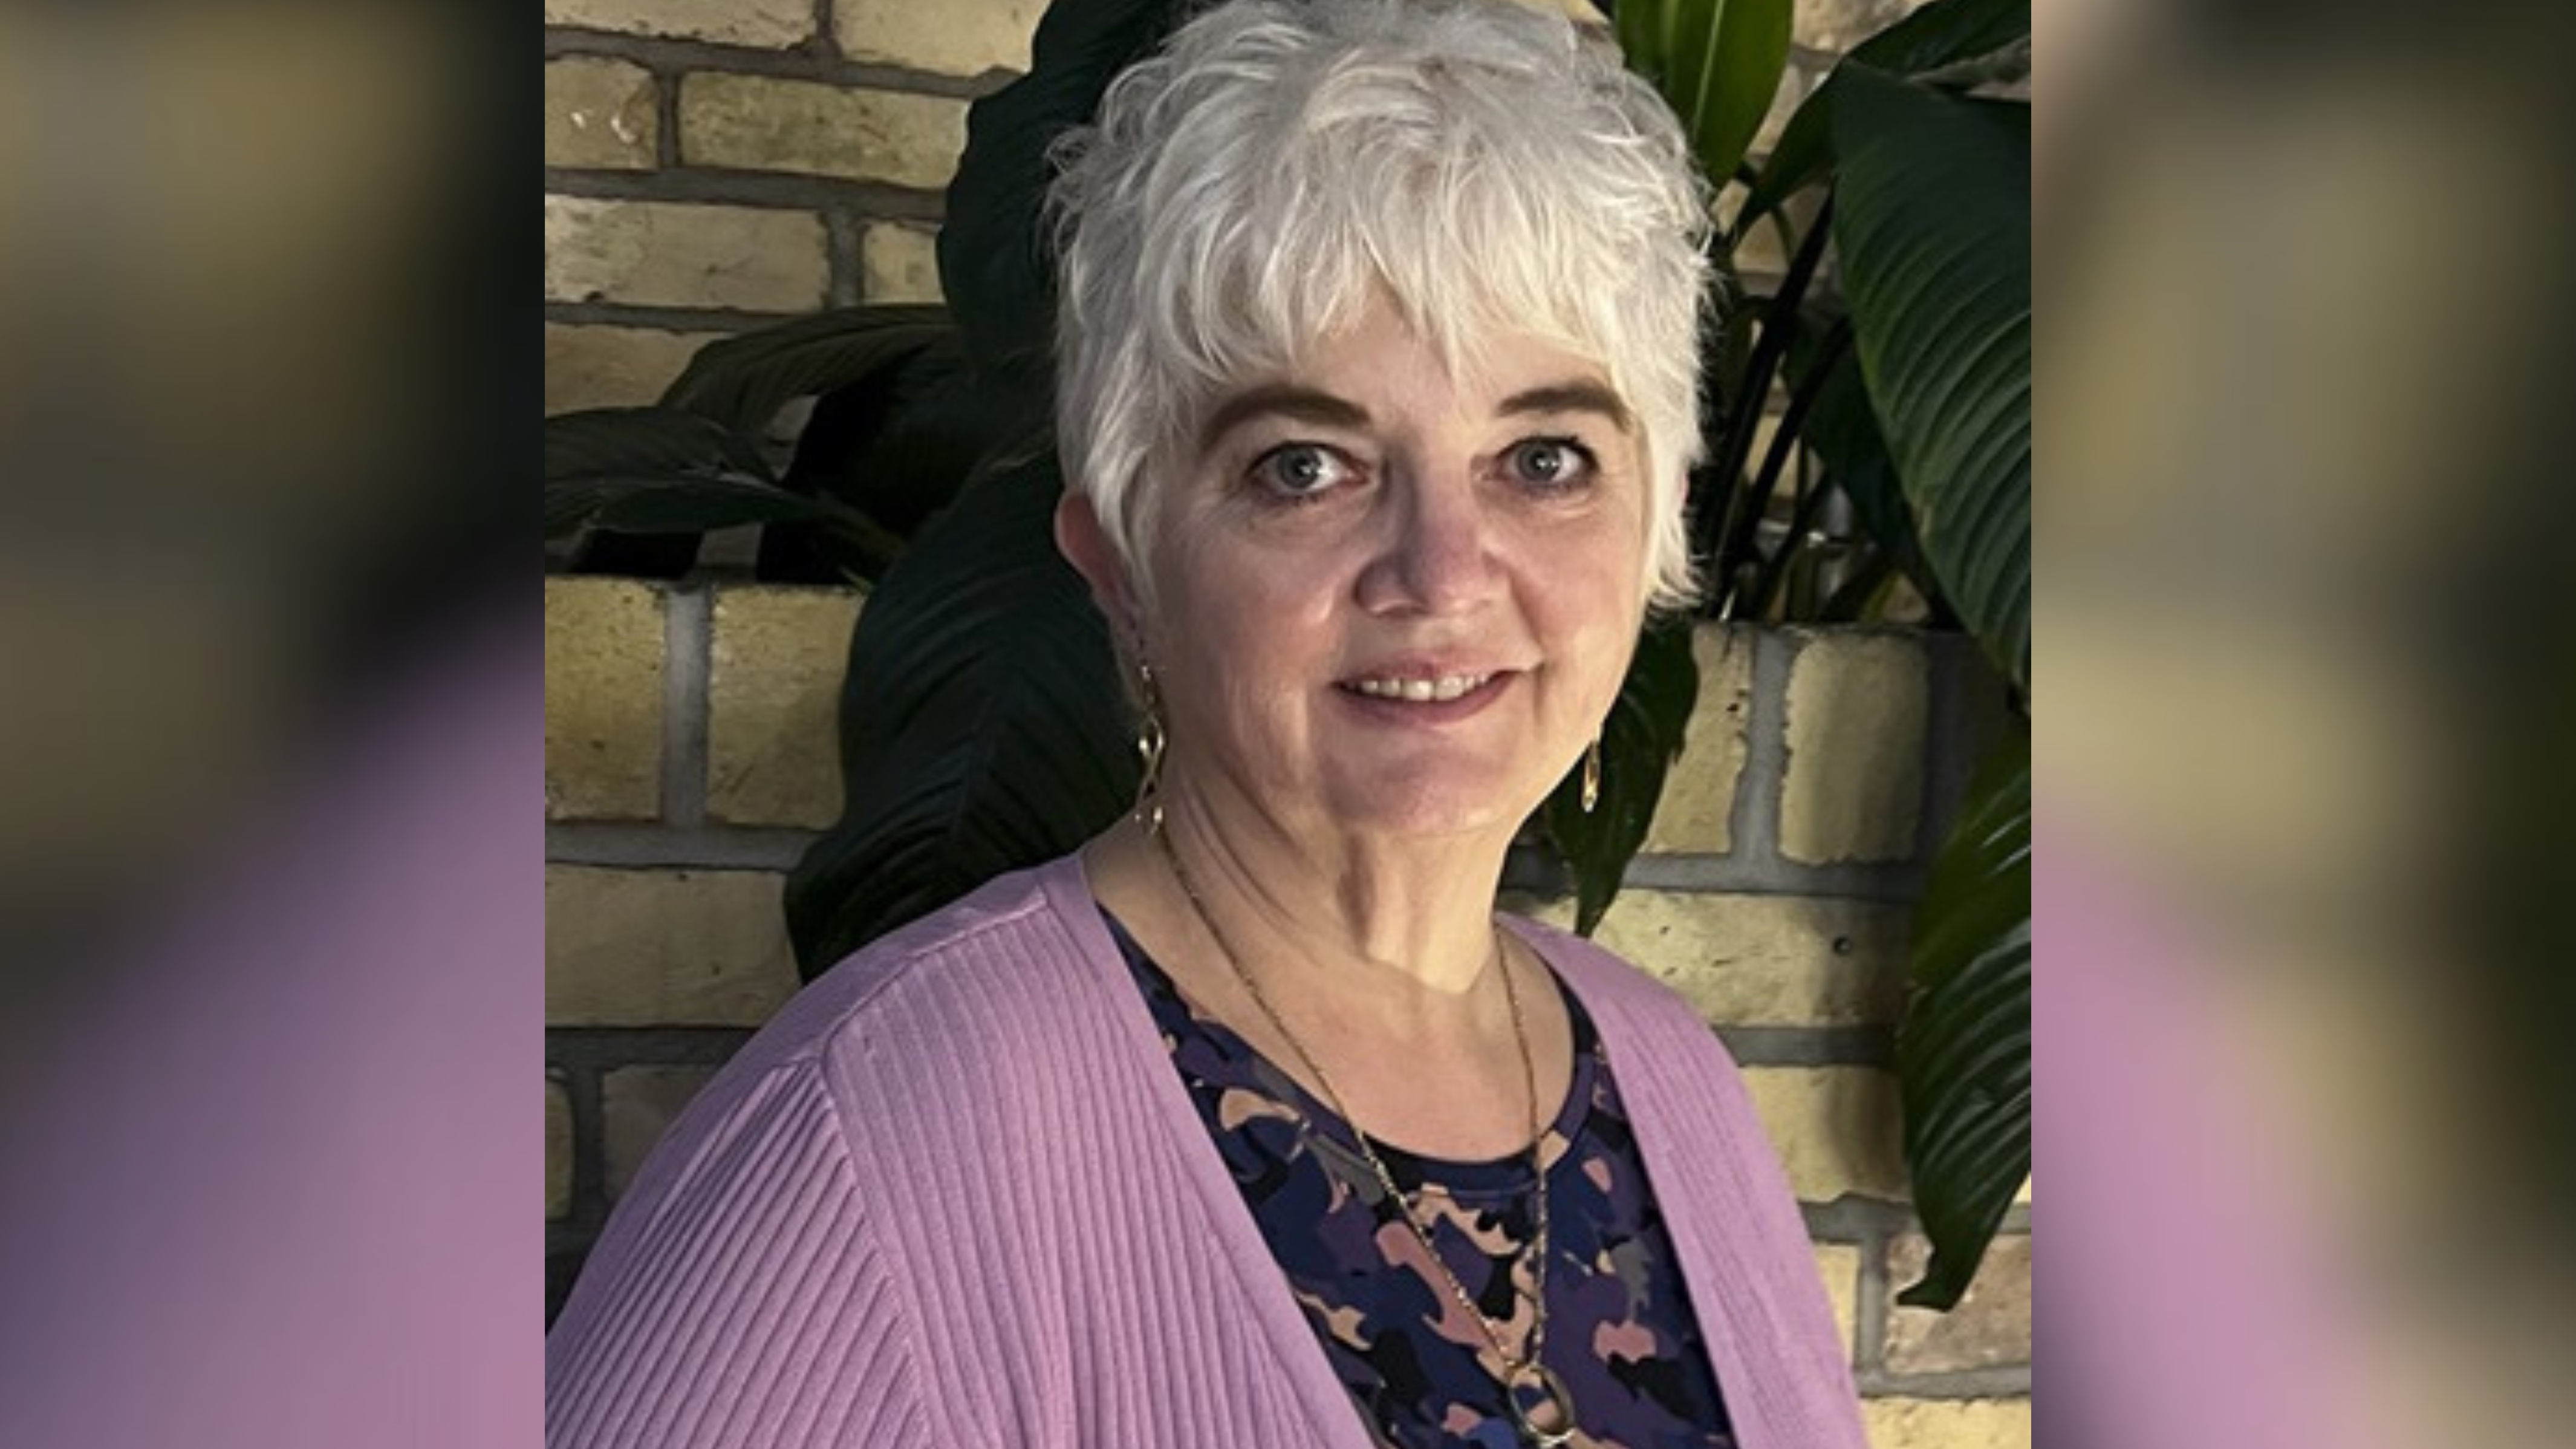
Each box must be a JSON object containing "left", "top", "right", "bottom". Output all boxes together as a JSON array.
[{"left": 1107, "top": 913, "right": 1738, "bottom": 1448}]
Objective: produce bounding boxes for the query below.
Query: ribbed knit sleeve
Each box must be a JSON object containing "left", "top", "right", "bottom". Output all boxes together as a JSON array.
[{"left": 545, "top": 1060, "right": 928, "bottom": 1448}]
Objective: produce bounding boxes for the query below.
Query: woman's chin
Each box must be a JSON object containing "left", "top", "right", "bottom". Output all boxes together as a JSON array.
[{"left": 1312, "top": 768, "right": 1547, "bottom": 846}]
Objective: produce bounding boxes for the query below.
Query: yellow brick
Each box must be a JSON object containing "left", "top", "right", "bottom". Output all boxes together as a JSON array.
[
  {"left": 544, "top": 58, "right": 657, "bottom": 170},
  {"left": 545, "top": 578, "right": 664, "bottom": 821},
  {"left": 1743, "top": 1067, "right": 1907, "bottom": 1202},
  {"left": 542, "top": 0, "right": 811, "bottom": 48},
  {"left": 546, "top": 1079, "right": 575, "bottom": 1221},
  {"left": 1863, "top": 1397, "right": 2032, "bottom": 1449},
  {"left": 544, "top": 323, "right": 724, "bottom": 415},
  {"left": 603, "top": 1065, "right": 718, "bottom": 1200},
  {"left": 1885, "top": 1232, "right": 2032, "bottom": 1374},
  {"left": 1641, "top": 625, "right": 1754, "bottom": 854},
  {"left": 1578, "top": 890, "right": 1909, "bottom": 1027},
  {"left": 836, "top": 0, "right": 1040, "bottom": 79},
  {"left": 860, "top": 223, "right": 943, "bottom": 304},
  {"left": 544, "top": 196, "right": 828, "bottom": 312},
  {"left": 707, "top": 587, "right": 863, "bottom": 828},
  {"left": 545, "top": 867, "right": 801, "bottom": 1026},
  {"left": 679, "top": 75, "right": 968, "bottom": 190},
  {"left": 1794, "top": 0, "right": 1924, "bottom": 56},
  {"left": 1779, "top": 631, "right": 1928, "bottom": 864},
  {"left": 1813, "top": 1242, "right": 1862, "bottom": 1363}
]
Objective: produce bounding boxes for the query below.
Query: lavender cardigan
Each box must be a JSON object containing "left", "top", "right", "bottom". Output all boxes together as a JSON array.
[{"left": 547, "top": 856, "right": 1865, "bottom": 1448}]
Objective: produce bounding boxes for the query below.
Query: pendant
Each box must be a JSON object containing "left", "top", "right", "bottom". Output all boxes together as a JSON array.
[{"left": 1503, "top": 1358, "right": 1578, "bottom": 1448}]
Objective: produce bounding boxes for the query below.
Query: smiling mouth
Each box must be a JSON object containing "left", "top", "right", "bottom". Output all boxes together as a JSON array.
[{"left": 1339, "top": 671, "right": 1499, "bottom": 703}]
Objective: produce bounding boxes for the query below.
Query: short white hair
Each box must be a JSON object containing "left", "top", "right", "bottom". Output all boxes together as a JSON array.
[{"left": 1047, "top": 0, "right": 1713, "bottom": 616}]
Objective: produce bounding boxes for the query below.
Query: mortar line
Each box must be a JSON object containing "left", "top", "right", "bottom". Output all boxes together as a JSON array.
[
  {"left": 563, "top": 1061, "right": 607, "bottom": 1237},
  {"left": 544, "top": 166, "right": 945, "bottom": 221},
  {"left": 1714, "top": 1025, "right": 1893, "bottom": 1068},
  {"left": 1856, "top": 1366, "right": 2034, "bottom": 1399},
  {"left": 543, "top": 28, "right": 1012, "bottom": 101},
  {"left": 1731, "top": 626, "right": 1791, "bottom": 866},
  {"left": 1618, "top": 851, "right": 1923, "bottom": 901},
  {"left": 825, "top": 206, "right": 864, "bottom": 307},
  {"left": 546, "top": 1029, "right": 763, "bottom": 1070},
  {"left": 654, "top": 63, "right": 681, "bottom": 171},
  {"left": 1855, "top": 1219, "right": 1890, "bottom": 1375},
  {"left": 544, "top": 299, "right": 811, "bottom": 334},
  {"left": 1918, "top": 633, "right": 1991, "bottom": 860},
  {"left": 811, "top": 0, "right": 837, "bottom": 62},
  {"left": 547, "top": 822, "right": 817, "bottom": 870},
  {"left": 1800, "top": 1198, "right": 1917, "bottom": 1240},
  {"left": 662, "top": 585, "right": 712, "bottom": 829}
]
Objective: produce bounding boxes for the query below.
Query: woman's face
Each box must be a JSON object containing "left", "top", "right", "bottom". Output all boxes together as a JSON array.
[{"left": 1096, "top": 302, "right": 1654, "bottom": 846}]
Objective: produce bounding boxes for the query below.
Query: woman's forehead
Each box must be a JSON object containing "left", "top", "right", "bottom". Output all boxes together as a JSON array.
[{"left": 1191, "top": 301, "right": 1625, "bottom": 424}]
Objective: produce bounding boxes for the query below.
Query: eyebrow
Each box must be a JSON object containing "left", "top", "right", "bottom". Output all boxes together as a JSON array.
[
  {"left": 1193, "top": 377, "right": 1636, "bottom": 451},
  {"left": 1195, "top": 385, "right": 1373, "bottom": 451},
  {"left": 1499, "top": 381, "right": 1634, "bottom": 432}
]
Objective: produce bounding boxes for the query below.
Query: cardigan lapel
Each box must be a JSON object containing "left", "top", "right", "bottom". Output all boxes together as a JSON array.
[
  {"left": 1037, "top": 855, "right": 1856, "bottom": 1449},
  {"left": 1510, "top": 920, "right": 1864, "bottom": 1449},
  {"left": 1039, "top": 858, "right": 1383, "bottom": 1449}
]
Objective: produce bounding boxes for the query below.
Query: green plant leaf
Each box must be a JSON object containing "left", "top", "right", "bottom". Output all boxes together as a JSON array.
[
  {"left": 1787, "top": 314, "right": 1938, "bottom": 607},
  {"left": 1540, "top": 618, "right": 1701, "bottom": 936},
  {"left": 1896, "top": 726, "right": 2029, "bottom": 1310},
  {"left": 1616, "top": 0, "right": 1793, "bottom": 206},
  {"left": 544, "top": 408, "right": 828, "bottom": 539},
  {"left": 940, "top": 0, "right": 1194, "bottom": 403},
  {"left": 756, "top": 333, "right": 997, "bottom": 584},
  {"left": 1737, "top": 0, "right": 2031, "bottom": 232},
  {"left": 548, "top": 474, "right": 852, "bottom": 540},
  {"left": 1829, "top": 68, "right": 2030, "bottom": 693},
  {"left": 1844, "top": 0, "right": 2030, "bottom": 79},
  {"left": 660, "top": 305, "right": 954, "bottom": 439},
  {"left": 783, "top": 451, "right": 1132, "bottom": 976}
]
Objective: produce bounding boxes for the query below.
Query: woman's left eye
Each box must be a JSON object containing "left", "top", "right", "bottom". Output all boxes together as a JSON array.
[{"left": 1503, "top": 437, "right": 1597, "bottom": 489}]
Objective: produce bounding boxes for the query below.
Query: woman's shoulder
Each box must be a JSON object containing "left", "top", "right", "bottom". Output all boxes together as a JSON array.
[
  {"left": 740, "top": 855, "right": 1117, "bottom": 1079},
  {"left": 600, "top": 856, "right": 1130, "bottom": 1217}
]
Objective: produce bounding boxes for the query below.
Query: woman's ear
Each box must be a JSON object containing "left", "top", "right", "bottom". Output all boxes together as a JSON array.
[{"left": 1053, "top": 489, "right": 1140, "bottom": 636}]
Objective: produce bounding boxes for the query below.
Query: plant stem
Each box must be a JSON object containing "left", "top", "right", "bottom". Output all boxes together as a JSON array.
[{"left": 1694, "top": 190, "right": 1837, "bottom": 614}]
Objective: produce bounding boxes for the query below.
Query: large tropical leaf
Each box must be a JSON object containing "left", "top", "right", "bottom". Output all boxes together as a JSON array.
[
  {"left": 1540, "top": 617, "right": 1700, "bottom": 936},
  {"left": 1738, "top": 0, "right": 2031, "bottom": 232},
  {"left": 939, "top": 0, "right": 1196, "bottom": 402},
  {"left": 1786, "top": 308, "right": 1939, "bottom": 609},
  {"left": 543, "top": 407, "right": 828, "bottom": 539},
  {"left": 759, "top": 333, "right": 995, "bottom": 584},
  {"left": 660, "top": 304, "right": 954, "bottom": 439},
  {"left": 783, "top": 451, "right": 1131, "bottom": 975},
  {"left": 1614, "top": 0, "right": 1793, "bottom": 203},
  {"left": 1829, "top": 67, "right": 2030, "bottom": 693},
  {"left": 1895, "top": 726, "right": 2029, "bottom": 1309}
]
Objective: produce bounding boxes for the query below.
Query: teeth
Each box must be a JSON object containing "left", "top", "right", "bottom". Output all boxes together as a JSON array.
[{"left": 1350, "top": 672, "right": 1491, "bottom": 702}]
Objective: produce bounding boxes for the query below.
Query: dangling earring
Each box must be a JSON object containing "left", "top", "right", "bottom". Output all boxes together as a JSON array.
[
  {"left": 1580, "top": 736, "right": 1602, "bottom": 814},
  {"left": 1133, "top": 658, "right": 1167, "bottom": 837}
]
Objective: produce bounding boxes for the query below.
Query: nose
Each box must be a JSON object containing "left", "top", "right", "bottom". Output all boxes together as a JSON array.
[{"left": 1356, "top": 465, "right": 1501, "bottom": 616}]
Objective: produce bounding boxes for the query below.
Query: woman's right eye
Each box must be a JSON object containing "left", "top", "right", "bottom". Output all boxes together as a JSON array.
[{"left": 1246, "top": 442, "right": 1355, "bottom": 501}]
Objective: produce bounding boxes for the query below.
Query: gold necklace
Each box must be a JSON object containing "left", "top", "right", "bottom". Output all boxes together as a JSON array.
[{"left": 1152, "top": 827, "right": 1578, "bottom": 1448}]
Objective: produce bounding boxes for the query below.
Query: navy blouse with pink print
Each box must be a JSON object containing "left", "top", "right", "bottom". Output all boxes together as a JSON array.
[{"left": 1105, "top": 911, "right": 1740, "bottom": 1449}]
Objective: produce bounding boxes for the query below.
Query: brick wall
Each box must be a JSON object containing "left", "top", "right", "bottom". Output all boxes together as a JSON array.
[
  {"left": 542, "top": 2, "right": 2026, "bottom": 1443},
  {"left": 543, "top": 0, "right": 1027, "bottom": 412}
]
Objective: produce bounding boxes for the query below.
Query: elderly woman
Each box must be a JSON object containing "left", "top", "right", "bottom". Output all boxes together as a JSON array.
[{"left": 548, "top": 2, "right": 1864, "bottom": 1445}]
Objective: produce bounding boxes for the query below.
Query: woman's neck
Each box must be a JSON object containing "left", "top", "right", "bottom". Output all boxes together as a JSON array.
[{"left": 1088, "top": 789, "right": 1518, "bottom": 1031}]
